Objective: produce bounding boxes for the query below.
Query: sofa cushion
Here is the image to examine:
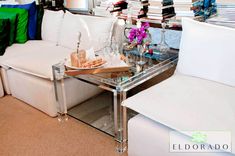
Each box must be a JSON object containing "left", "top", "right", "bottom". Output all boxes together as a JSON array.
[
  {"left": 58, "top": 11, "right": 116, "bottom": 51},
  {"left": 57, "top": 11, "right": 85, "bottom": 51},
  {"left": 2, "top": 1, "right": 37, "bottom": 40},
  {"left": 0, "top": 7, "right": 28, "bottom": 43},
  {"left": 0, "top": 19, "right": 10, "bottom": 56},
  {"left": 41, "top": 9, "right": 64, "bottom": 43},
  {"left": 0, "top": 41, "right": 56, "bottom": 64},
  {"left": 123, "top": 74, "right": 235, "bottom": 153},
  {"left": 0, "top": 41, "right": 71, "bottom": 80},
  {"left": 0, "top": 12, "right": 17, "bottom": 46},
  {"left": 176, "top": 18, "right": 235, "bottom": 87}
]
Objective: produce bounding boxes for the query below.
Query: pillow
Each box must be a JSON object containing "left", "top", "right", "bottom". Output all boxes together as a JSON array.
[
  {"left": 0, "top": 8, "right": 28, "bottom": 43},
  {"left": 41, "top": 9, "right": 64, "bottom": 43},
  {"left": 2, "top": 1, "right": 37, "bottom": 40},
  {"left": 0, "top": 19, "right": 10, "bottom": 55},
  {"left": 35, "top": 4, "right": 44, "bottom": 40},
  {"left": 58, "top": 11, "right": 116, "bottom": 51},
  {"left": 77, "top": 14, "right": 116, "bottom": 51},
  {"left": 176, "top": 18, "right": 235, "bottom": 87},
  {"left": 0, "top": 12, "right": 17, "bottom": 45},
  {"left": 57, "top": 11, "right": 87, "bottom": 51}
]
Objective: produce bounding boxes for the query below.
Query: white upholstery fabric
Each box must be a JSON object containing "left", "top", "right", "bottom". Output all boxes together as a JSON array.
[
  {"left": 123, "top": 74, "right": 235, "bottom": 154},
  {"left": 0, "top": 74, "right": 4, "bottom": 97},
  {"left": 0, "top": 41, "right": 56, "bottom": 63},
  {"left": 41, "top": 10, "right": 64, "bottom": 43},
  {"left": 176, "top": 18, "right": 235, "bottom": 87},
  {"left": 7, "top": 69, "right": 101, "bottom": 117},
  {"left": 1, "top": 42, "right": 72, "bottom": 80},
  {"left": 128, "top": 114, "right": 234, "bottom": 156},
  {"left": 57, "top": 11, "right": 86, "bottom": 51},
  {"left": 58, "top": 11, "right": 116, "bottom": 52}
]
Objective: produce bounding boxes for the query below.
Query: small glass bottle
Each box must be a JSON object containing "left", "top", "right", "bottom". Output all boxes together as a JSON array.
[{"left": 157, "top": 22, "right": 170, "bottom": 56}]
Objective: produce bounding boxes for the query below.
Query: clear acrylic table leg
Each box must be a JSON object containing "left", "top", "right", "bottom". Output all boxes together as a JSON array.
[
  {"left": 115, "top": 91, "right": 127, "bottom": 153},
  {"left": 52, "top": 64, "right": 68, "bottom": 122}
]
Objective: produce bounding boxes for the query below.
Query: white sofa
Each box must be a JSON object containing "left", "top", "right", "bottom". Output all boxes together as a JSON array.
[
  {"left": 0, "top": 10, "right": 124, "bottom": 117},
  {"left": 123, "top": 18, "right": 235, "bottom": 156}
]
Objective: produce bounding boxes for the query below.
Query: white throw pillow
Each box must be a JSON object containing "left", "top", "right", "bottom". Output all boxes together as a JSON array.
[
  {"left": 41, "top": 9, "right": 64, "bottom": 43},
  {"left": 58, "top": 11, "right": 116, "bottom": 51},
  {"left": 58, "top": 11, "right": 88, "bottom": 51},
  {"left": 176, "top": 18, "right": 235, "bottom": 87}
]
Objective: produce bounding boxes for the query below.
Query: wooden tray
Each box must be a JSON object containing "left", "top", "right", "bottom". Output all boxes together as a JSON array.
[{"left": 65, "top": 66, "right": 130, "bottom": 76}]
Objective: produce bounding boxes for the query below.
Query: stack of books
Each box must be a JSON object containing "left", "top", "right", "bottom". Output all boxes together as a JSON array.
[
  {"left": 173, "top": 0, "right": 194, "bottom": 20},
  {"left": 122, "top": 0, "right": 149, "bottom": 18},
  {"left": 147, "top": 0, "right": 175, "bottom": 20},
  {"left": 93, "top": 0, "right": 113, "bottom": 17},
  {"left": 206, "top": 3, "right": 235, "bottom": 28}
]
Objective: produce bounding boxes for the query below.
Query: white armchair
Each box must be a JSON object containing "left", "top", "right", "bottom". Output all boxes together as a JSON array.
[{"left": 122, "top": 18, "right": 235, "bottom": 156}]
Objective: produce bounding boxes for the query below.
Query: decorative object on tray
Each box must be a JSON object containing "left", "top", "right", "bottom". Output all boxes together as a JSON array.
[
  {"left": 65, "top": 53, "right": 129, "bottom": 76},
  {"left": 65, "top": 32, "right": 130, "bottom": 76},
  {"left": 69, "top": 47, "right": 106, "bottom": 70},
  {"left": 156, "top": 22, "right": 170, "bottom": 59}
]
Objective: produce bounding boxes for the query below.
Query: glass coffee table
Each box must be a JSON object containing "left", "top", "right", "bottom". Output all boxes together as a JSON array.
[{"left": 52, "top": 49, "right": 178, "bottom": 152}]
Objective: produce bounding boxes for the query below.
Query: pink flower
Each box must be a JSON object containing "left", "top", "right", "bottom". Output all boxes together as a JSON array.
[{"left": 128, "top": 22, "right": 150, "bottom": 45}]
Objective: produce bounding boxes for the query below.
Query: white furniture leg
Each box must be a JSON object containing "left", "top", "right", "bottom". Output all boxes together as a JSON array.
[{"left": 0, "top": 74, "right": 4, "bottom": 97}]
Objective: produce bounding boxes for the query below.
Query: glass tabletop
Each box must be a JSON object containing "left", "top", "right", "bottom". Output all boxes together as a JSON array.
[{"left": 66, "top": 48, "right": 178, "bottom": 92}]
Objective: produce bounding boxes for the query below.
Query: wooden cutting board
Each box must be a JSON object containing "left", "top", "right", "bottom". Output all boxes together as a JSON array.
[{"left": 65, "top": 66, "right": 130, "bottom": 76}]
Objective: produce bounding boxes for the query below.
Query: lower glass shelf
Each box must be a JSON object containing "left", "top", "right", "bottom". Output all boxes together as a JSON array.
[{"left": 68, "top": 91, "right": 115, "bottom": 136}]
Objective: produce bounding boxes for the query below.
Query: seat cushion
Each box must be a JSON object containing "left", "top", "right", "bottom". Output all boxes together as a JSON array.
[
  {"left": 123, "top": 74, "right": 235, "bottom": 153},
  {"left": 0, "top": 41, "right": 56, "bottom": 63},
  {"left": 0, "top": 7, "right": 28, "bottom": 43},
  {"left": 176, "top": 18, "right": 235, "bottom": 87},
  {"left": 0, "top": 19, "right": 10, "bottom": 56},
  {"left": 0, "top": 41, "right": 71, "bottom": 80},
  {"left": 0, "top": 12, "right": 17, "bottom": 46},
  {"left": 2, "top": 1, "right": 37, "bottom": 39},
  {"left": 41, "top": 9, "right": 64, "bottom": 43}
]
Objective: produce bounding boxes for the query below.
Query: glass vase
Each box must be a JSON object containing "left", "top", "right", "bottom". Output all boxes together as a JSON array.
[{"left": 137, "top": 44, "right": 146, "bottom": 66}]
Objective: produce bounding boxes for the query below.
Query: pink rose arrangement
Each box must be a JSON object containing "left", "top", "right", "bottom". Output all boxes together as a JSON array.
[{"left": 128, "top": 22, "right": 150, "bottom": 45}]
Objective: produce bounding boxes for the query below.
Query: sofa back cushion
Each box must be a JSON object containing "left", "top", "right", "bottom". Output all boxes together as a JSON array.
[
  {"left": 41, "top": 9, "right": 64, "bottom": 43},
  {"left": 0, "top": 12, "right": 17, "bottom": 46},
  {"left": 2, "top": 1, "right": 37, "bottom": 40},
  {"left": 0, "top": 7, "right": 28, "bottom": 43},
  {"left": 176, "top": 18, "right": 235, "bottom": 87},
  {"left": 0, "top": 19, "right": 10, "bottom": 55},
  {"left": 58, "top": 11, "right": 116, "bottom": 51}
]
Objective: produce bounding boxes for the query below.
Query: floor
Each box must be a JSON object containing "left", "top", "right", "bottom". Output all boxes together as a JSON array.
[
  {"left": 0, "top": 95, "right": 128, "bottom": 156},
  {"left": 68, "top": 92, "right": 114, "bottom": 136}
]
